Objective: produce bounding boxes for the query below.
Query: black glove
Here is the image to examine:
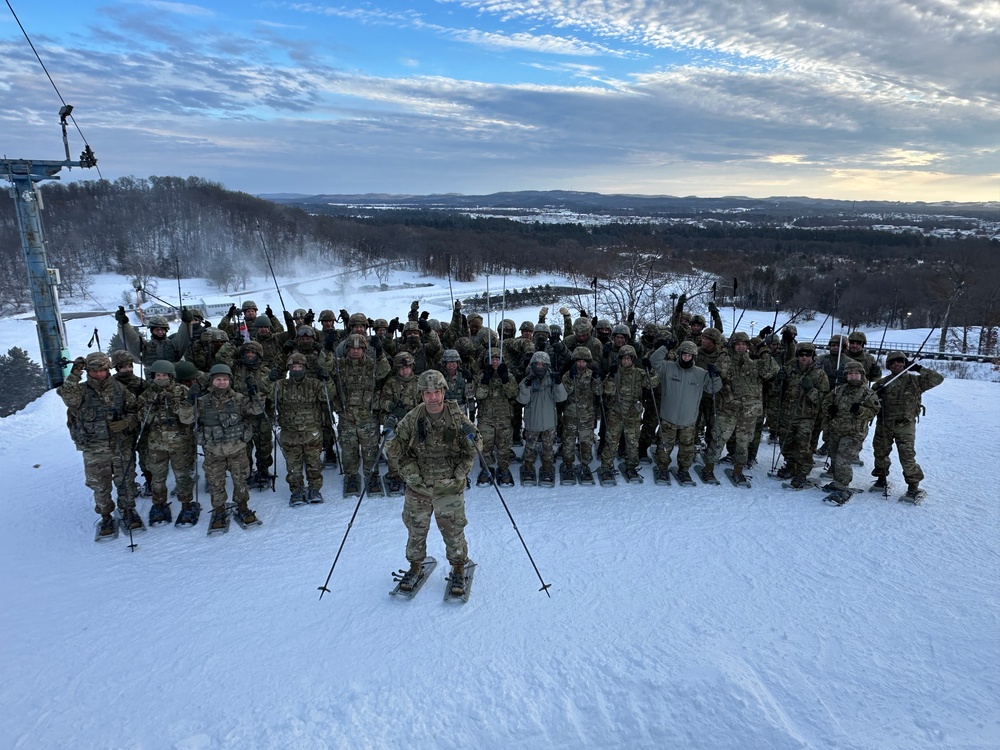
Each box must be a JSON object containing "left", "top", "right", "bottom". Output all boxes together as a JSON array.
[
  {"left": 759, "top": 326, "right": 773, "bottom": 338},
  {"left": 708, "top": 301, "right": 719, "bottom": 313},
  {"left": 418, "top": 318, "right": 430, "bottom": 333},
  {"left": 550, "top": 330, "right": 561, "bottom": 343},
  {"left": 774, "top": 369, "right": 788, "bottom": 383},
  {"left": 317, "top": 368, "right": 330, "bottom": 382},
  {"left": 603, "top": 342, "right": 613, "bottom": 356},
  {"left": 370, "top": 335, "right": 383, "bottom": 355},
  {"left": 551, "top": 372, "right": 559, "bottom": 386},
  {"left": 641, "top": 357, "right": 652, "bottom": 371},
  {"left": 245, "top": 377, "right": 258, "bottom": 397},
  {"left": 187, "top": 387, "right": 200, "bottom": 403},
  {"left": 419, "top": 310, "right": 429, "bottom": 321},
  {"left": 482, "top": 367, "right": 494, "bottom": 384},
  {"left": 339, "top": 309, "right": 350, "bottom": 323},
  {"left": 707, "top": 364, "right": 719, "bottom": 377},
  {"left": 283, "top": 310, "right": 295, "bottom": 330},
  {"left": 283, "top": 340, "right": 295, "bottom": 354},
  {"left": 909, "top": 363, "right": 922, "bottom": 373},
  {"left": 827, "top": 404, "right": 839, "bottom": 417},
  {"left": 324, "top": 330, "right": 337, "bottom": 352},
  {"left": 388, "top": 317, "right": 400, "bottom": 335},
  {"left": 115, "top": 306, "right": 129, "bottom": 326},
  {"left": 305, "top": 309, "right": 315, "bottom": 325},
  {"left": 579, "top": 309, "right": 589, "bottom": 318},
  {"left": 228, "top": 304, "right": 238, "bottom": 318},
  {"left": 782, "top": 329, "right": 795, "bottom": 341},
  {"left": 627, "top": 310, "right": 635, "bottom": 324},
  {"left": 268, "top": 368, "right": 280, "bottom": 382},
  {"left": 608, "top": 364, "right": 618, "bottom": 378},
  {"left": 800, "top": 377, "right": 814, "bottom": 392},
  {"left": 265, "top": 305, "right": 274, "bottom": 318},
  {"left": 570, "top": 366, "right": 579, "bottom": 379},
  {"left": 71, "top": 356, "right": 87, "bottom": 374},
  {"left": 850, "top": 402, "right": 861, "bottom": 415},
  {"left": 367, "top": 318, "right": 375, "bottom": 329},
  {"left": 181, "top": 307, "right": 193, "bottom": 323},
  {"left": 524, "top": 375, "right": 534, "bottom": 387},
  {"left": 497, "top": 362, "right": 509, "bottom": 383},
  {"left": 383, "top": 414, "right": 399, "bottom": 437}
]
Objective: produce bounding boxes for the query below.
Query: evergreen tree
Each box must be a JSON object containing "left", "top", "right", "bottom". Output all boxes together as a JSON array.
[{"left": 0, "top": 347, "right": 48, "bottom": 417}]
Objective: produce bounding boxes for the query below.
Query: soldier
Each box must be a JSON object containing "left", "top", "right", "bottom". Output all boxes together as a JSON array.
[
  {"left": 871, "top": 352, "right": 944, "bottom": 500},
  {"left": 380, "top": 351, "right": 422, "bottom": 495},
  {"left": 636, "top": 322, "right": 670, "bottom": 461},
  {"left": 599, "top": 345, "right": 658, "bottom": 482},
  {"left": 814, "top": 334, "right": 849, "bottom": 456},
  {"left": 438, "top": 349, "right": 474, "bottom": 418},
  {"left": 819, "top": 360, "right": 881, "bottom": 503},
  {"left": 397, "top": 320, "right": 442, "bottom": 375},
  {"left": 845, "top": 331, "right": 882, "bottom": 383},
  {"left": 696, "top": 327, "right": 731, "bottom": 455},
  {"left": 517, "top": 351, "right": 568, "bottom": 485},
  {"left": 649, "top": 341, "right": 722, "bottom": 484},
  {"left": 333, "top": 333, "right": 392, "bottom": 496},
  {"left": 272, "top": 352, "right": 334, "bottom": 505},
  {"left": 560, "top": 346, "right": 601, "bottom": 483},
  {"left": 774, "top": 342, "right": 831, "bottom": 488},
  {"left": 385, "top": 369, "right": 480, "bottom": 596},
  {"left": 137, "top": 360, "right": 195, "bottom": 524},
  {"left": 219, "top": 300, "right": 262, "bottom": 341},
  {"left": 473, "top": 350, "right": 518, "bottom": 486},
  {"left": 58, "top": 352, "right": 141, "bottom": 536},
  {"left": 284, "top": 326, "right": 333, "bottom": 379},
  {"left": 116, "top": 308, "right": 189, "bottom": 371},
  {"left": 334, "top": 313, "right": 373, "bottom": 357},
  {"left": 182, "top": 363, "right": 264, "bottom": 530},
  {"left": 230, "top": 340, "right": 275, "bottom": 488},
  {"left": 110, "top": 349, "right": 152, "bottom": 496}
]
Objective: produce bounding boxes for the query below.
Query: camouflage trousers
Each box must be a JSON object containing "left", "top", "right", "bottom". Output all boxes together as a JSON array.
[
  {"left": 147, "top": 438, "right": 195, "bottom": 505},
  {"left": 245, "top": 413, "right": 273, "bottom": 475},
  {"left": 828, "top": 432, "right": 865, "bottom": 491},
  {"left": 655, "top": 420, "right": 698, "bottom": 470},
  {"left": 872, "top": 417, "right": 924, "bottom": 485},
  {"left": 601, "top": 413, "right": 642, "bottom": 470},
  {"left": 729, "top": 412, "right": 766, "bottom": 463},
  {"left": 478, "top": 415, "right": 513, "bottom": 470},
  {"left": 707, "top": 401, "right": 762, "bottom": 466},
  {"left": 339, "top": 416, "right": 381, "bottom": 476},
  {"left": 638, "top": 390, "right": 658, "bottom": 453},
  {"left": 81, "top": 440, "right": 137, "bottom": 515},
  {"left": 560, "top": 411, "right": 595, "bottom": 467},
  {"left": 203, "top": 441, "right": 250, "bottom": 510},
  {"left": 779, "top": 416, "right": 815, "bottom": 479},
  {"left": 402, "top": 488, "right": 468, "bottom": 566},
  {"left": 280, "top": 428, "right": 323, "bottom": 491},
  {"left": 522, "top": 429, "right": 556, "bottom": 470}
]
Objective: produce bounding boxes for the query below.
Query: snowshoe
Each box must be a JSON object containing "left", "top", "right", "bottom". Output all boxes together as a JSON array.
[
  {"left": 618, "top": 462, "right": 643, "bottom": 484},
  {"left": 232, "top": 503, "right": 262, "bottom": 528},
  {"left": 476, "top": 468, "right": 493, "bottom": 487},
  {"left": 672, "top": 467, "right": 697, "bottom": 487},
  {"left": 697, "top": 464, "right": 720, "bottom": 485},
  {"left": 538, "top": 466, "right": 555, "bottom": 488},
  {"left": 654, "top": 466, "right": 672, "bottom": 485},
  {"left": 444, "top": 561, "right": 476, "bottom": 603},
  {"left": 175, "top": 502, "right": 201, "bottom": 527},
  {"left": 559, "top": 463, "right": 577, "bottom": 486},
  {"left": 724, "top": 468, "right": 751, "bottom": 488},
  {"left": 307, "top": 488, "right": 325, "bottom": 504},
  {"left": 365, "top": 471, "right": 385, "bottom": 497},
  {"left": 135, "top": 480, "right": 152, "bottom": 499},
  {"left": 251, "top": 470, "right": 275, "bottom": 491},
  {"left": 782, "top": 477, "right": 817, "bottom": 491},
  {"left": 343, "top": 473, "right": 362, "bottom": 498},
  {"left": 774, "top": 465, "right": 794, "bottom": 480},
  {"left": 719, "top": 454, "right": 735, "bottom": 464},
  {"left": 289, "top": 487, "right": 308, "bottom": 507},
  {"left": 598, "top": 467, "right": 617, "bottom": 486},
  {"left": 496, "top": 467, "right": 515, "bottom": 487},
  {"left": 385, "top": 476, "right": 405, "bottom": 496},
  {"left": 900, "top": 486, "right": 927, "bottom": 505},
  {"left": 577, "top": 464, "right": 595, "bottom": 485},
  {"left": 870, "top": 477, "right": 891, "bottom": 494},
  {"left": 119, "top": 508, "right": 145, "bottom": 533},
  {"left": 95, "top": 513, "right": 119, "bottom": 542},
  {"left": 520, "top": 465, "right": 537, "bottom": 487},
  {"left": 823, "top": 489, "right": 854, "bottom": 506},
  {"left": 390, "top": 556, "right": 437, "bottom": 598},
  {"left": 207, "top": 506, "right": 230, "bottom": 535},
  {"left": 148, "top": 503, "right": 172, "bottom": 526}
]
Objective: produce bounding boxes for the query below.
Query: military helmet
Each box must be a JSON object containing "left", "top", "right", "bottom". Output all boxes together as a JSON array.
[
  {"left": 242, "top": 341, "right": 264, "bottom": 356},
  {"left": 319, "top": 309, "right": 336, "bottom": 322},
  {"left": 643, "top": 322, "right": 658, "bottom": 336},
  {"left": 417, "top": 369, "right": 448, "bottom": 392},
  {"left": 795, "top": 342, "right": 817, "bottom": 357},
  {"left": 750, "top": 336, "right": 764, "bottom": 349},
  {"left": 110, "top": 349, "right": 134, "bottom": 368},
  {"left": 174, "top": 361, "right": 199, "bottom": 381},
  {"left": 549, "top": 324, "right": 561, "bottom": 336},
  {"left": 520, "top": 320, "right": 534, "bottom": 332},
  {"left": 848, "top": 331, "right": 867, "bottom": 345},
  {"left": 426, "top": 318, "right": 441, "bottom": 332},
  {"left": 573, "top": 318, "right": 593, "bottom": 336},
  {"left": 612, "top": 324, "right": 630, "bottom": 337},
  {"left": 147, "top": 360, "right": 176, "bottom": 377},
  {"left": 532, "top": 322, "right": 549, "bottom": 336},
  {"left": 572, "top": 346, "right": 593, "bottom": 361},
  {"left": 441, "top": 349, "right": 461, "bottom": 363},
  {"left": 455, "top": 337, "right": 475, "bottom": 357},
  {"left": 677, "top": 341, "right": 698, "bottom": 356},
  {"left": 349, "top": 312, "right": 368, "bottom": 328},
  {"left": 784, "top": 324, "right": 798, "bottom": 337},
  {"left": 148, "top": 315, "right": 169, "bottom": 329},
  {"left": 596, "top": 319, "right": 612, "bottom": 331},
  {"left": 466, "top": 312, "right": 483, "bottom": 324},
  {"left": 499, "top": 318, "right": 515, "bottom": 334},
  {"left": 394, "top": 351, "right": 415, "bottom": 368},
  {"left": 287, "top": 352, "right": 308, "bottom": 367},
  {"left": 402, "top": 320, "right": 420, "bottom": 334},
  {"left": 189, "top": 308, "right": 205, "bottom": 321},
  {"left": 210, "top": 329, "right": 229, "bottom": 343},
  {"left": 618, "top": 345, "right": 637, "bottom": 359},
  {"left": 346, "top": 333, "right": 367, "bottom": 349},
  {"left": 254, "top": 316, "right": 272, "bottom": 329},
  {"left": 296, "top": 326, "right": 317, "bottom": 339},
  {"left": 701, "top": 327, "right": 723, "bottom": 344},
  {"left": 690, "top": 314, "right": 707, "bottom": 327},
  {"left": 293, "top": 308, "right": 307, "bottom": 319},
  {"left": 729, "top": 332, "right": 750, "bottom": 345},
  {"left": 208, "top": 364, "right": 233, "bottom": 378},
  {"left": 241, "top": 300, "right": 258, "bottom": 312},
  {"left": 886, "top": 351, "right": 906, "bottom": 365},
  {"left": 529, "top": 351, "right": 551, "bottom": 366},
  {"left": 478, "top": 328, "right": 499, "bottom": 348},
  {"left": 374, "top": 318, "right": 389, "bottom": 330},
  {"left": 843, "top": 359, "right": 866, "bottom": 374},
  {"left": 85, "top": 352, "right": 112, "bottom": 370},
  {"left": 765, "top": 333, "right": 780, "bottom": 346},
  {"left": 829, "top": 334, "right": 848, "bottom": 347}
]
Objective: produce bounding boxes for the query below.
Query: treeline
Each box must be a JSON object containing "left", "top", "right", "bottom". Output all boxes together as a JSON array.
[{"left": 1, "top": 177, "right": 997, "bottom": 353}]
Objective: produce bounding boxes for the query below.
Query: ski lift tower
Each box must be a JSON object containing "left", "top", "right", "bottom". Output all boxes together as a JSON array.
[{"left": 2, "top": 105, "right": 97, "bottom": 388}]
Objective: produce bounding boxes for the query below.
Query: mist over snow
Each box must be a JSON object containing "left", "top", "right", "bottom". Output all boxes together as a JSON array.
[{"left": 3, "top": 270, "right": 998, "bottom": 749}]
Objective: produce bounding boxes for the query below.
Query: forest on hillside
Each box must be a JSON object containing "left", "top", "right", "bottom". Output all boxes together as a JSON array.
[{"left": 1, "top": 176, "right": 996, "bottom": 354}]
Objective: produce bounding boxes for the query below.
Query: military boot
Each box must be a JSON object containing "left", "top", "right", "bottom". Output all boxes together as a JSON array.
[
  {"left": 98, "top": 513, "right": 116, "bottom": 537},
  {"left": 700, "top": 463, "right": 716, "bottom": 483},
  {"left": 449, "top": 564, "right": 466, "bottom": 596},
  {"left": 236, "top": 502, "right": 258, "bottom": 525},
  {"left": 732, "top": 463, "right": 747, "bottom": 485},
  {"left": 872, "top": 476, "right": 888, "bottom": 489},
  {"left": 399, "top": 561, "right": 423, "bottom": 592}
]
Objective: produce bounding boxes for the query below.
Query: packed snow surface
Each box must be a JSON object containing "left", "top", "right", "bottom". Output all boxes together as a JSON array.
[{"left": 2, "top": 271, "right": 999, "bottom": 749}]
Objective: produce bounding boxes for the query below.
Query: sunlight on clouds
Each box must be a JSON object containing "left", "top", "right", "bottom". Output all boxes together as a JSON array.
[
  {"left": 765, "top": 154, "right": 807, "bottom": 164},
  {"left": 139, "top": 0, "right": 213, "bottom": 17},
  {"left": 876, "top": 148, "right": 942, "bottom": 167}
]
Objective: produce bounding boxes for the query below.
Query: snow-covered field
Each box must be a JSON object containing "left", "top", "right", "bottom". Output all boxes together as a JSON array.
[{"left": 2, "top": 271, "right": 999, "bottom": 749}]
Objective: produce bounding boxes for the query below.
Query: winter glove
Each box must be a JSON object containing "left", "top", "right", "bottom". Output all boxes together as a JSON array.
[
  {"left": 608, "top": 364, "right": 619, "bottom": 378},
  {"left": 800, "top": 377, "right": 814, "bottom": 392},
  {"left": 418, "top": 318, "right": 430, "bottom": 333},
  {"left": 523, "top": 375, "right": 534, "bottom": 387},
  {"left": 283, "top": 340, "right": 295, "bottom": 354},
  {"left": 283, "top": 310, "right": 295, "bottom": 331},
  {"left": 627, "top": 310, "right": 635, "bottom": 324},
  {"left": 460, "top": 421, "right": 477, "bottom": 442},
  {"left": 497, "top": 362, "right": 509, "bottom": 383},
  {"left": 419, "top": 310, "right": 429, "bottom": 321},
  {"left": 579, "top": 309, "right": 589, "bottom": 318},
  {"left": 265, "top": 305, "right": 274, "bottom": 318},
  {"left": 559, "top": 307, "right": 570, "bottom": 317},
  {"left": 181, "top": 307, "right": 193, "bottom": 323},
  {"left": 367, "top": 317, "right": 375, "bottom": 329},
  {"left": 115, "top": 306, "right": 129, "bottom": 326},
  {"left": 550, "top": 372, "right": 559, "bottom": 386},
  {"left": 774, "top": 369, "right": 788, "bottom": 383},
  {"left": 454, "top": 299, "right": 462, "bottom": 311},
  {"left": 228, "top": 304, "right": 238, "bottom": 318},
  {"left": 370, "top": 335, "right": 383, "bottom": 355},
  {"left": 707, "top": 364, "right": 719, "bottom": 377},
  {"left": 850, "top": 402, "right": 861, "bottom": 415},
  {"left": 909, "top": 363, "right": 923, "bottom": 372},
  {"left": 324, "top": 330, "right": 337, "bottom": 352},
  {"left": 827, "top": 404, "right": 839, "bottom": 417},
  {"left": 642, "top": 357, "right": 652, "bottom": 371},
  {"left": 708, "top": 301, "right": 718, "bottom": 313},
  {"left": 268, "top": 368, "right": 280, "bottom": 382},
  {"left": 339, "top": 309, "right": 350, "bottom": 324},
  {"left": 109, "top": 419, "right": 130, "bottom": 433},
  {"left": 388, "top": 317, "right": 400, "bottom": 335},
  {"left": 317, "top": 368, "right": 330, "bottom": 382},
  {"left": 383, "top": 414, "right": 399, "bottom": 437},
  {"left": 305, "top": 309, "right": 315, "bottom": 325},
  {"left": 538, "top": 306, "right": 548, "bottom": 323},
  {"left": 71, "top": 356, "right": 87, "bottom": 374},
  {"left": 172, "top": 384, "right": 187, "bottom": 402},
  {"left": 759, "top": 326, "right": 773, "bottom": 338},
  {"left": 481, "top": 367, "right": 494, "bottom": 384}
]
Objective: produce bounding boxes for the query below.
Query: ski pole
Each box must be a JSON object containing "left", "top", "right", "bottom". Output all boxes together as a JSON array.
[
  {"left": 256, "top": 223, "right": 287, "bottom": 312},
  {"left": 318, "top": 429, "right": 391, "bottom": 600},
  {"left": 446, "top": 254, "right": 454, "bottom": 309},
  {"left": 466, "top": 428, "right": 552, "bottom": 597}
]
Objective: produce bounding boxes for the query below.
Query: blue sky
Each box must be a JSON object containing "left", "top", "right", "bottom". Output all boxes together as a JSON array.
[{"left": 1, "top": 0, "right": 996, "bottom": 201}]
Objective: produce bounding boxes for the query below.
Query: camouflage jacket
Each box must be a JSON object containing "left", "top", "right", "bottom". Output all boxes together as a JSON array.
[
  {"left": 874, "top": 367, "right": 944, "bottom": 422},
  {"left": 58, "top": 372, "right": 139, "bottom": 451},
  {"left": 602, "top": 365, "right": 658, "bottom": 420},
  {"left": 275, "top": 375, "right": 332, "bottom": 433},
  {"left": 474, "top": 367, "right": 518, "bottom": 420},
  {"left": 380, "top": 373, "right": 421, "bottom": 423},
  {"left": 722, "top": 350, "right": 778, "bottom": 409},
  {"left": 776, "top": 362, "right": 830, "bottom": 420},
  {"left": 821, "top": 382, "right": 881, "bottom": 437},
  {"left": 137, "top": 381, "right": 194, "bottom": 449}
]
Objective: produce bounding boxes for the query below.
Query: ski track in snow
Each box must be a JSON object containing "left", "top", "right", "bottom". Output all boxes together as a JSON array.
[{"left": 2, "top": 273, "right": 999, "bottom": 749}]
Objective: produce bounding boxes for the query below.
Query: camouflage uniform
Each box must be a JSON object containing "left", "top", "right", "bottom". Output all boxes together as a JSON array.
[
  {"left": 474, "top": 357, "right": 519, "bottom": 478},
  {"left": 775, "top": 343, "right": 830, "bottom": 482},
  {"left": 229, "top": 341, "right": 276, "bottom": 481},
  {"left": 600, "top": 347, "right": 658, "bottom": 472},
  {"left": 137, "top": 365, "right": 195, "bottom": 508},
  {"left": 560, "top": 349, "right": 601, "bottom": 468},
  {"left": 845, "top": 332, "right": 882, "bottom": 383},
  {"left": 58, "top": 353, "right": 139, "bottom": 518},
  {"left": 118, "top": 313, "right": 189, "bottom": 371},
  {"left": 820, "top": 361, "right": 881, "bottom": 492},
  {"left": 333, "top": 339, "right": 392, "bottom": 479},
  {"left": 635, "top": 323, "right": 665, "bottom": 458},
  {"left": 110, "top": 350, "right": 152, "bottom": 492},
  {"left": 871, "top": 354, "right": 944, "bottom": 491},
  {"left": 386, "top": 376, "right": 481, "bottom": 570},
  {"left": 274, "top": 354, "right": 334, "bottom": 500},
  {"left": 695, "top": 328, "right": 732, "bottom": 450},
  {"left": 814, "top": 335, "right": 849, "bottom": 454},
  {"left": 380, "top": 353, "right": 421, "bottom": 485}
]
